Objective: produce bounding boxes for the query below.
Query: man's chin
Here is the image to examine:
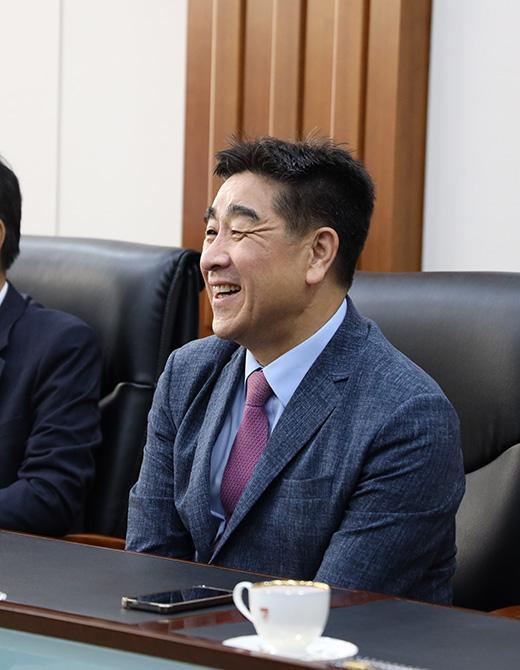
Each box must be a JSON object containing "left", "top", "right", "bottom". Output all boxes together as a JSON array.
[{"left": 211, "top": 319, "right": 240, "bottom": 342}]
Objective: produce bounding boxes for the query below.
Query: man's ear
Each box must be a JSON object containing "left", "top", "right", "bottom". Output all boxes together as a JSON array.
[{"left": 305, "top": 227, "right": 339, "bottom": 285}]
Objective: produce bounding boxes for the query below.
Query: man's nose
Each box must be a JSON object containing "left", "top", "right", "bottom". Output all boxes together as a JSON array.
[{"left": 200, "top": 235, "right": 231, "bottom": 272}]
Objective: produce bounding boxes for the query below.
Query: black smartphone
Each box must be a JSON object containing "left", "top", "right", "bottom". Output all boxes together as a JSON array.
[{"left": 121, "top": 585, "right": 233, "bottom": 613}]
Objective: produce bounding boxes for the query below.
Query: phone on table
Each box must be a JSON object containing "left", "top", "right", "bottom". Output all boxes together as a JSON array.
[{"left": 121, "top": 585, "right": 233, "bottom": 614}]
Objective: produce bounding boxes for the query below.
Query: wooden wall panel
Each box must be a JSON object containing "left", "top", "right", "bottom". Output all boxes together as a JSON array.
[
  {"left": 183, "top": 0, "right": 243, "bottom": 334},
  {"left": 393, "top": 0, "right": 431, "bottom": 270},
  {"left": 207, "top": 0, "right": 244, "bottom": 206},
  {"left": 242, "top": 0, "right": 303, "bottom": 139},
  {"left": 302, "top": 0, "right": 335, "bottom": 137},
  {"left": 267, "top": 0, "right": 304, "bottom": 138},
  {"left": 183, "top": 0, "right": 243, "bottom": 253},
  {"left": 331, "top": 0, "right": 368, "bottom": 153},
  {"left": 361, "top": 0, "right": 431, "bottom": 271},
  {"left": 183, "top": 0, "right": 432, "bottom": 334},
  {"left": 242, "top": 1, "right": 274, "bottom": 137},
  {"left": 303, "top": 0, "right": 368, "bottom": 154},
  {"left": 182, "top": 0, "right": 213, "bottom": 253}
]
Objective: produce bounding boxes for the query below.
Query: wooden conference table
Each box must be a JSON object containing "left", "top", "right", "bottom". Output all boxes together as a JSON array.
[{"left": 0, "top": 531, "right": 519, "bottom": 670}]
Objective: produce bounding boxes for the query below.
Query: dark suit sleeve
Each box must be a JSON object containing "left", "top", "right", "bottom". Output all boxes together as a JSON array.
[
  {"left": 126, "top": 352, "right": 195, "bottom": 558},
  {"left": 0, "top": 321, "right": 101, "bottom": 535},
  {"left": 314, "top": 393, "right": 465, "bottom": 601}
]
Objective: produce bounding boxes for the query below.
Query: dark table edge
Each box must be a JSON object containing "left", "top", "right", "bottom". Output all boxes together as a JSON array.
[
  {"left": 0, "top": 530, "right": 389, "bottom": 669},
  {"left": 0, "top": 601, "right": 318, "bottom": 670}
]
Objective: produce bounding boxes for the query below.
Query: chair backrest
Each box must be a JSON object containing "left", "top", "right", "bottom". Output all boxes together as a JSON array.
[
  {"left": 349, "top": 271, "right": 520, "bottom": 611},
  {"left": 10, "top": 235, "right": 202, "bottom": 537}
]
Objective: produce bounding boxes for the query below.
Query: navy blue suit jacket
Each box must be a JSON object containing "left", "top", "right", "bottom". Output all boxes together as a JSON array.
[
  {"left": 0, "top": 283, "right": 102, "bottom": 534},
  {"left": 127, "top": 299, "right": 465, "bottom": 604}
]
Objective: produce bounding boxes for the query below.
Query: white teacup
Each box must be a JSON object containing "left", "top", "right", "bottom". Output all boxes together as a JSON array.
[{"left": 233, "top": 579, "right": 330, "bottom": 654}]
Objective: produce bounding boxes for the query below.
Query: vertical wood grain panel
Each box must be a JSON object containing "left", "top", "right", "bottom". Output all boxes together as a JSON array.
[
  {"left": 204, "top": 0, "right": 244, "bottom": 332},
  {"left": 393, "top": 0, "right": 431, "bottom": 269},
  {"left": 331, "top": 0, "right": 368, "bottom": 154},
  {"left": 269, "top": 0, "right": 304, "bottom": 138},
  {"left": 361, "top": 0, "right": 431, "bottom": 271},
  {"left": 361, "top": 0, "right": 400, "bottom": 270},
  {"left": 183, "top": 0, "right": 432, "bottom": 334},
  {"left": 242, "top": 0, "right": 274, "bottom": 137},
  {"left": 182, "top": 0, "right": 214, "bottom": 335},
  {"left": 302, "top": 0, "right": 368, "bottom": 152},
  {"left": 207, "top": 0, "right": 244, "bottom": 202},
  {"left": 302, "top": 0, "right": 335, "bottom": 137},
  {"left": 183, "top": 0, "right": 213, "bottom": 252},
  {"left": 242, "top": 0, "right": 303, "bottom": 140},
  {"left": 183, "top": 0, "right": 243, "bottom": 253},
  {"left": 183, "top": 0, "right": 244, "bottom": 335}
]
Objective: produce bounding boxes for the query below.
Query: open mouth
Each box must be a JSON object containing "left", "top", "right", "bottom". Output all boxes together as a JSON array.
[{"left": 212, "top": 284, "right": 241, "bottom": 299}]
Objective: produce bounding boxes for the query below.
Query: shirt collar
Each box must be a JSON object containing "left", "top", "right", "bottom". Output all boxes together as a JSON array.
[
  {"left": 0, "top": 281, "right": 8, "bottom": 308},
  {"left": 245, "top": 299, "right": 347, "bottom": 408}
]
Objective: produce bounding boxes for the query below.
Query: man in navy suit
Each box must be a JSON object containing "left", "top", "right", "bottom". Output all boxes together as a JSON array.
[
  {"left": 0, "top": 157, "right": 101, "bottom": 534},
  {"left": 127, "top": 137, "right": 465, "bottom": 604}
]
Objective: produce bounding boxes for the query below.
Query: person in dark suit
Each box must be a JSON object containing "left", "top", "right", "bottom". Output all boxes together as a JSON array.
[
  {"left": 0, "top": 156, "right": 102, "bottom": 534},
  {"left": 126, "top": 137, "right": 465, "bottom": 604}
]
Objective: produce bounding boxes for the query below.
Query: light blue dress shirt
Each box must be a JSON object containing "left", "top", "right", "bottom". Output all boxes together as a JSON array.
[{"left": 209, "top": 299, "right": 347, "bottom": 539}]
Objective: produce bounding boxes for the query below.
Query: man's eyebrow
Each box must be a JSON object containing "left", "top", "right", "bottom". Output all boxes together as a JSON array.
[
  {"left": 227, "top": 203, "right": 260, "bottom": 222},
  {"left": 203, "top": 206, "right": 216, "bottom": 224},
  {"left": 203, "top": 203, "right": 260, "bottom": 225}
]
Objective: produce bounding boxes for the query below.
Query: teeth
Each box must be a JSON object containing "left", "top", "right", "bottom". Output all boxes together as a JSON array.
[{"left": 212, "top": 284, "right": 240, "bottom": 295}]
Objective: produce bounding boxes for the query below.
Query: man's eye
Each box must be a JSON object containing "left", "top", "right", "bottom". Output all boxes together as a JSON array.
[
  {"left": 231, "top": 229, "right": 246, "bottom": 237},
  {"left": 205, "top": 228, "right": 217, "bottom": 238}
]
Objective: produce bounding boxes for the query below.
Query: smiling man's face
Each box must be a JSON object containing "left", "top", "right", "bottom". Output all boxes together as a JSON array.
[{"left": 200, "top": 171, "right": 315, "bottom": 365}]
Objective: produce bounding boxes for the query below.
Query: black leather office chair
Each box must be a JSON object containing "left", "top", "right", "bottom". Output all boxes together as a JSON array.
[
  {"left": 10, "top": 236, "right": 202, "bottom": 538},
  {"left": 350, "top": 271, "right": 520, "bottom": 612}
]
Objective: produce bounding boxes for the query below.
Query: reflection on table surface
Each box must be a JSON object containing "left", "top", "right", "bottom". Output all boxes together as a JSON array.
[
  {"left": 2, "top": 532, "right": 520, "bottom": 670},
  {"left": 0, "top": 627, "right": 212, "bottom": 670}
]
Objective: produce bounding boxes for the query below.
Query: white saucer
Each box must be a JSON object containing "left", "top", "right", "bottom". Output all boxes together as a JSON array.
[{"left": 223, "top": 635, "right": 359, "bottom": 661}]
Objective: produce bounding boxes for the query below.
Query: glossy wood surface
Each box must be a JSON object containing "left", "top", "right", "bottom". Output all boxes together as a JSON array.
[
  {"left": 491, "top": 605, "right": 520, "bottom": 619},
  {"left": 63, "top": 533, "right": 125, "bottom": 550}
]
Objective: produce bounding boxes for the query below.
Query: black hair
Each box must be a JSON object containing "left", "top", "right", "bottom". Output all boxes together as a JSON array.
[
  {"left": 214, "top": 136, "right": 374, "bottom": 288},
  {"left": 0, "top": 156, "right": 21, "bottom": 271}
]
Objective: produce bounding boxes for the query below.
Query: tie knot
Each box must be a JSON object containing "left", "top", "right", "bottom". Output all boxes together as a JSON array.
[{"left": 245, "top": 370, "right": 272, "bottom": 407}]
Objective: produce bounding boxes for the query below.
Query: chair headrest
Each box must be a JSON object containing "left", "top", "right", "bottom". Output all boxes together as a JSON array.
[
  {"left": 10, "top": 236, "right": 202, "bottom": 392},
  {"left": 350, "top": 271, "right": 520, "bottom": 472}
]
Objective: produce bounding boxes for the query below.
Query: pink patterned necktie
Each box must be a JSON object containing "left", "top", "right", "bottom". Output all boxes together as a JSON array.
[{"left": 220, "top": 369, "right": 273, "bottom": 518}]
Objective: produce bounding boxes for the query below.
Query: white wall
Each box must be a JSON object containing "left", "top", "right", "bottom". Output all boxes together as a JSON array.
[
  {"left": 0, "top": 0, "right": 187, "bottom": 246},
  {"left": 4, "top": 1, "right": 518, "bottom": 266},
  {"left": 423, "top": 0, "right": 520, "bottom": 271},
  {"left": 0, "top": 0, "right": 61, "bottom": 236}
]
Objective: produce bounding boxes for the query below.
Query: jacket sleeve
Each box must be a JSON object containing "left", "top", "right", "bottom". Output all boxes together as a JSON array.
[
  {"left": 314, "top": 393, "right": 465, "bottom": 603},
  {"left": 0, "top": 321, "right": 102, "bottom": 535},
  {"left": 126, "top": 351, "right": 195, "bottom": 559}
]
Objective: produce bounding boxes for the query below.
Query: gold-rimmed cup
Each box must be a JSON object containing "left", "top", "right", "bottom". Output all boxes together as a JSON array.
[{"left": 232, "top": 579, "right": 331, "bottom": 654}]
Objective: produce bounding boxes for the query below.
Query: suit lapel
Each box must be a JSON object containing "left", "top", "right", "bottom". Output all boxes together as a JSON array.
[
  {"left": 211, "top": 297, "right": 369, "bottom": 560},
  {"left": 184, "top": 346, "right": 245, "bottom": 562},
  {"left": 211, "top": 363, "right": 341, "bottom": 558},
  {"left": 0, "top": 284, "right": 29, "bottom": 381}
]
